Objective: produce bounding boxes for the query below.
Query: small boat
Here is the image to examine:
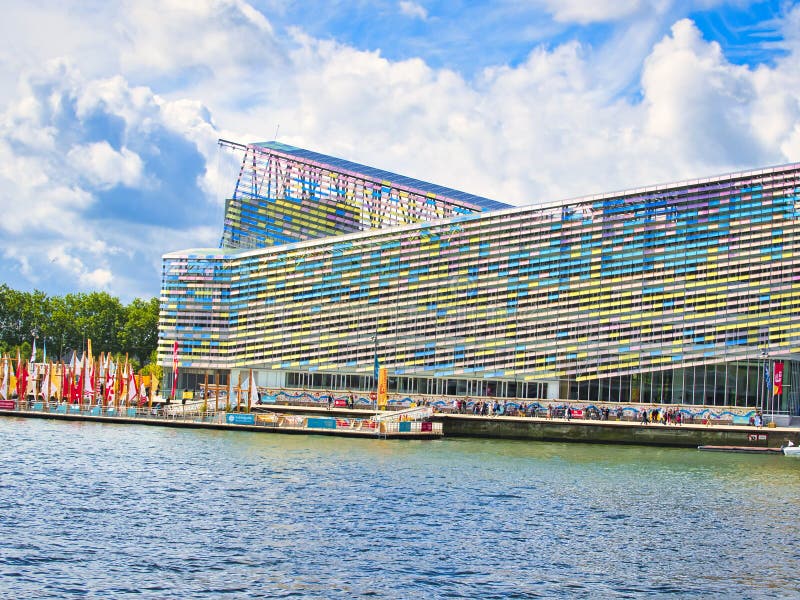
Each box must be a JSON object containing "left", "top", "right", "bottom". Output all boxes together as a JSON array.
[{"left": 782, "top": 445, "right": 800, "bottom": 457}]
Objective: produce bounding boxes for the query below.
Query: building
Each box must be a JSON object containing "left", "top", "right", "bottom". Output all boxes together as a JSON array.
[{"left": 159, "top": 141, "right": 800, "bottom": 416}]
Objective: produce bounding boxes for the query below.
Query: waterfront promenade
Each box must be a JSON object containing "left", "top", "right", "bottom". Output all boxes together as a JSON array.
[{"left": 1, "top": 400, "right": 798, "bottom": 448}]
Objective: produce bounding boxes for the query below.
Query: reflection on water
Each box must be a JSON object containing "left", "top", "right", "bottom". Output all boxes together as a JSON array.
[{"left": 1, "top": 418, "right": 798, "bottom": 598}]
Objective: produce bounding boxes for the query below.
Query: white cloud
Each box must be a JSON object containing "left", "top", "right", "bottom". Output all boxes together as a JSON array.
[
  {"left": 1, "top": 0, "right": 799, "bottom": 301},
  {"left": 242, "top": 8, "right": 800, "bottom": 213},
  {"left": 538, "top": 0, "right": 645, "bottom": 24},
  {"left": 67, "top": 142, "right": 144, "bottom": 189},
  {"left": 0, "top": 57, "right": 225, "bottom": 298},
  {"left": 399, "top": 1, "right": 428, "bottom": 21},
  {"left": 118, "top": 0, "right": 285, "bottom": 103},
  {"left": 81, "top": 268, "right": 114, "bottom": 289},
  {"left": 46, "top": 247, "right": 112, "bottom": 290}
]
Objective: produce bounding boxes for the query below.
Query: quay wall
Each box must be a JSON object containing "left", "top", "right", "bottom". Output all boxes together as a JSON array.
[
  {"left": 434, "top": 414, "right": 800, "bottom": 448},
  {"left": 3, "top": 406, "right": 799, "bottom": 448}
]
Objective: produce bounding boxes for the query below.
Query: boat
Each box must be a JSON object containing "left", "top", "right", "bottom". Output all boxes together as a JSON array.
[
  {"left": 698, "top": 446, "right": 782, "bottom": 455},
  {"left": 782, "top": 445, "right": 800, "bottom": 457}
]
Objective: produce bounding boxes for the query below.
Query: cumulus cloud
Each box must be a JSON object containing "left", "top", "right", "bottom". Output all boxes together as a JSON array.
[
  {"left": 118, "top": 0, "right": 286, "bottom": 108},
  {"left": 0, "top": 59, "right": 223, "bottom": 298},
  {"left": 67, "top": 142, "right": 144, "bottom": 189},
  {"left": 538, "top": 0, "right": 645, "bottom": 24},
  {"left": 1, "top": 0, "right": 799, "bottom": 301},
  {"left": 247, "top": 12, "right": 797, "bottom": 210},
  {"left": 47, "top": 247, "right": 113, "bottom": 290},
  {"left": 399, "top": 1, "right": 428, "bottom": 21}
]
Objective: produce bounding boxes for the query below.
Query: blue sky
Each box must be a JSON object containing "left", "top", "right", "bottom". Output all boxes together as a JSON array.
[
  {"left": 0, "top": 0, "right": 798, "bottom": 301},
  {"left": 265, "top": 1, "right": 789, "bottom": 74}
]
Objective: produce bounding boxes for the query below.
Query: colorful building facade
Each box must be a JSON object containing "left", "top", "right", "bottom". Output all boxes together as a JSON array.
[{"left": 159, "top": 142, "right": 800, "bottom": 415}]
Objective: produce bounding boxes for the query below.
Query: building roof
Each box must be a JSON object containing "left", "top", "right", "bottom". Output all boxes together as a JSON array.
[{"left": 254, "top": 141, "right": 511, "bottom": 212}]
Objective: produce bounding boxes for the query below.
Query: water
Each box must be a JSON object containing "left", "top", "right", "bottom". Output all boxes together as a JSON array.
[{"left": 1, "top": 418, "right": 798, "bottom": 599}]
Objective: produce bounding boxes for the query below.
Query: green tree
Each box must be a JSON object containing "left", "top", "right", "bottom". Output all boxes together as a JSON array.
[
  {"left": 81, "top": 292, "right": 125, "bottom": 354},
  {"left": 0, "top": 285, "right": 159, "bottom": 363},
  {"left": 120, "top": 297, "right": 160, "bottom": 362},
  {"left": 0, "top": 285, "right": 47, "bottom": 347},
  {"left": 140, "top": 349, "right": 163, "bottom": 394}
]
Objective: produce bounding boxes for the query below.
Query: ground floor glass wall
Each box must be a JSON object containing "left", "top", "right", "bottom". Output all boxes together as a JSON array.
[
  {"left": 569, "top": 360, "right": 799, "bottom": 412},
  {"left": 164, "top": 360, "right": 799, "bottom": 414},
  {"left": 284, "top": 371, "right": 549, "bottom": 399}
]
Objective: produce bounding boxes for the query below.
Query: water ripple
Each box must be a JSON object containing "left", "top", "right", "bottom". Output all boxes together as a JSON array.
[{"left": 1, "top": 419, "right": 799, "bottom": 598}]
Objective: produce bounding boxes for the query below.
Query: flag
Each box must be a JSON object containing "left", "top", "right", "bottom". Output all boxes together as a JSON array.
[
  {"left": 39, "top": 363, "right": 50, "bottom": 400},
  {"left": 105, "top": 357, "right": 116, "bottom": 405},
  {"left": 42, "top": 340, "right": 47, "bottom": 365},
  {"left": 248, "top": 370, "right": 259, "bottom": 407},
  {"left": 764, "top": 362, "right": 771, "bottom": 389},
  {"left": 377, "top": 366, "right": 388, "bottom": 408},
  {"left": 373, "top": 352, "right": 380, "bottom": 381},
  {"left": 119, "top": 358, "right": 129, "bottom": 407},
  {"left": 773, "top": 362, "right": 784, "bottom": 396},
  {"left": 0, "top": 355, "right": 8, "bottom": 401},
  {"left": 61, "top": 363, "right": 70, "bottom": 402},
  {"left": 83, "top": 363, "right": 95, "bottom": 402},
  {"left": 76, "top": 365, "right": 84, "bottom": 405},
  {"left": 171, "top": 340, "right": 179, "bottom": 400},
  {"left": 15, "top": 350, "right": 25, "bottom": 400},
  {"left": 126, "top": 368, "right": 138, "bottom": 407},
  {"left": 44, "top": 362, "right": 52, "bottom": 400},
  {"left": 29, "top": 339, "right": 38, "bottom": 389}
]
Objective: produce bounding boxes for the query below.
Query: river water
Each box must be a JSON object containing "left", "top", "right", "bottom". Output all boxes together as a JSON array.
[{"left": 1, "top": 417, "right": 798, "bottom": 598}]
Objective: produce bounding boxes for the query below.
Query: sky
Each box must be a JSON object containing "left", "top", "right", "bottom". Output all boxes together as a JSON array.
[{"left": 0, "top": 0, "right": 798, "bottom": 301}]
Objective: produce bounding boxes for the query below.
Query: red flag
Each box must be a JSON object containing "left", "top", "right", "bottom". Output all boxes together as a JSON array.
[
  {"left": 70, "top": 365, "right": 78, "bottom": 404},
  {"left": 171, "top": 341, "right": 179, "bottom": 400},
  {"left": 21, "top": 362, "right": 28, "bottom": 401},
  {"left": 15, "top": 350, "right": 23, "bottom": 399},
  {"left": 773, "top": 362, "right": 784, "bottom": 396},
  {"left": 76, "top": 367, "right": 83, "bottom": 406}
]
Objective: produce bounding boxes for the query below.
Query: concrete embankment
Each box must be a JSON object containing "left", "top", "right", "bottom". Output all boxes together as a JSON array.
[
  {"left": 433, "top": 413, "right": 800, "bottom": 448},
  {"left": 3, "top": 404, "right": 799, "bottom": 448}
]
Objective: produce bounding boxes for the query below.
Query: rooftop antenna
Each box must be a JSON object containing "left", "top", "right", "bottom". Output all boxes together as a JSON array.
[{"left": 274, "top": 124, "right": 280, "bottom": 141}]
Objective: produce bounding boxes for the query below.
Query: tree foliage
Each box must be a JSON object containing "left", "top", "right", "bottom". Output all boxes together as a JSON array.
[{"left": 0, "top": 284, "right": 160, "bottom": 364}]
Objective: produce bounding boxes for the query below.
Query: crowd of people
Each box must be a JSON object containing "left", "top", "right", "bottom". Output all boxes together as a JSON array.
[
  {"left": 637, "top": 406, "right": 684, "bottom": 425},
  {"left": 265, "top": 389, "right": 765, "bottom": 427},
  {"left": 440, "top": 398, "right": 754, "bottom": 426}
]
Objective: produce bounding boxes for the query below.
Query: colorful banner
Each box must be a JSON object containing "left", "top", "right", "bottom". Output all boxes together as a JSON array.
[
  {"left": 773, "top": 362, "right": 784, "bottom": 396},
  {"left": 377, "top": 366, "right": 388, "bottom": 408}
]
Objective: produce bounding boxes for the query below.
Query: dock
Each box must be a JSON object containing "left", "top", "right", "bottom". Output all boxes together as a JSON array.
[{"left": 0, "top": 403, "right": 443, "bottom": 440}]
